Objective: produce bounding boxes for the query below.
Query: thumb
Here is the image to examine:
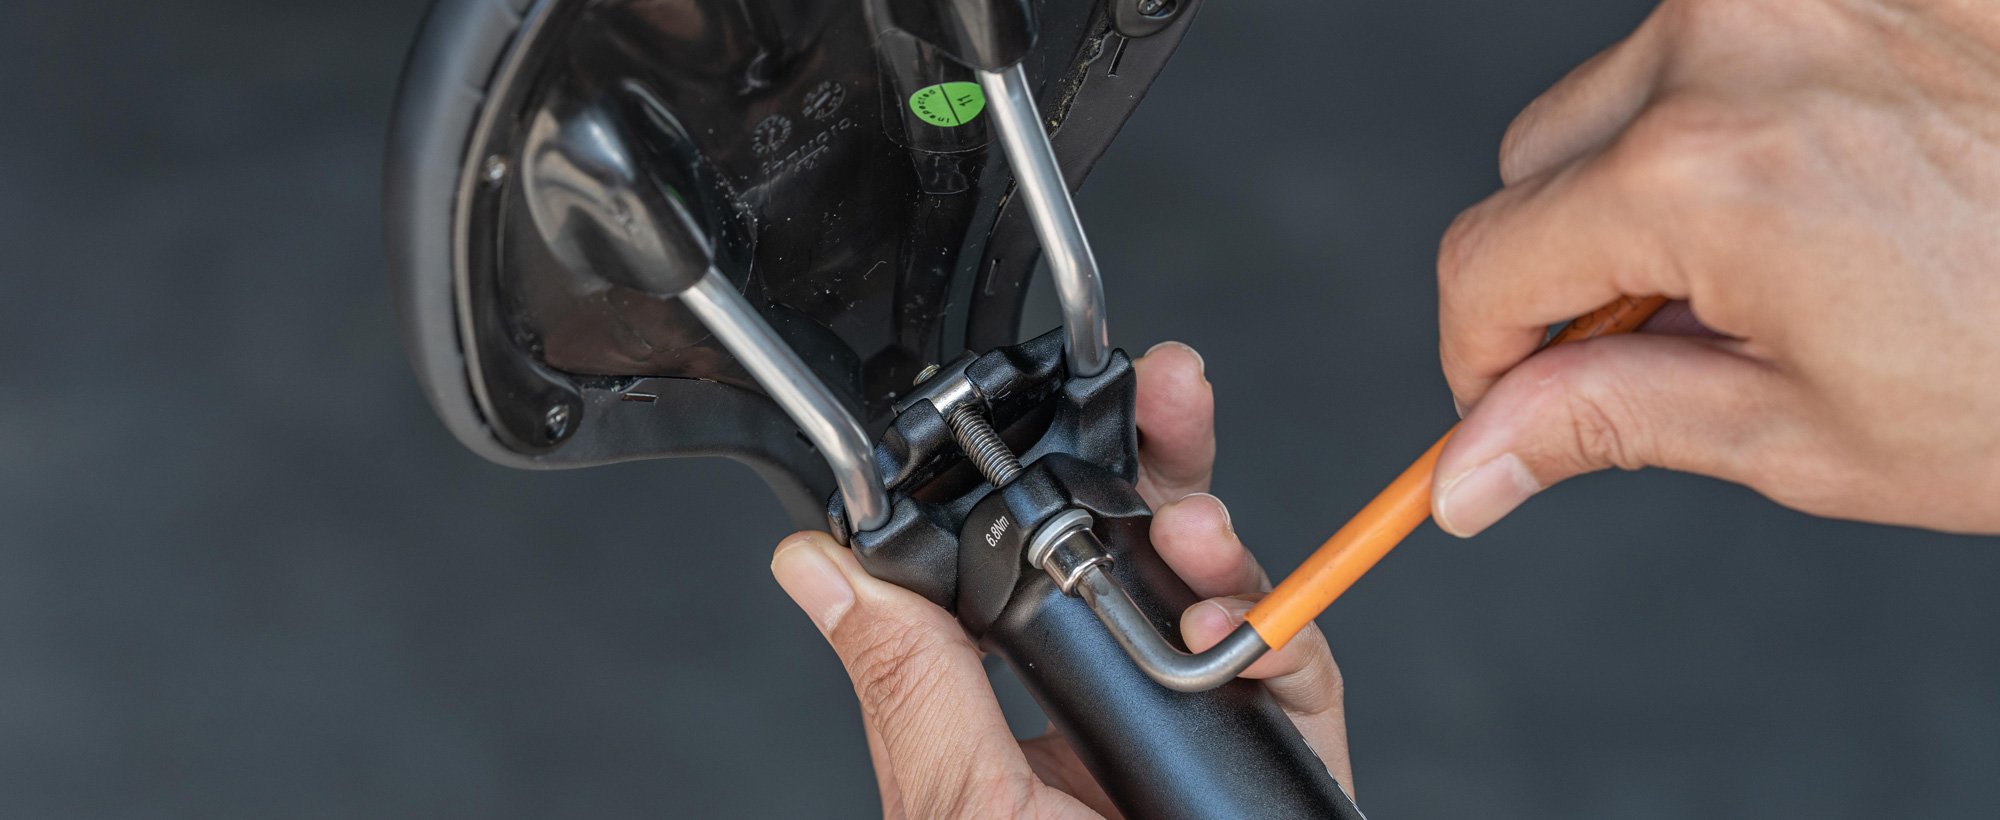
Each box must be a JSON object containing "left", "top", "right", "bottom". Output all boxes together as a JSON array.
[
  {"left": 1433, "top": 333, "right": 1788, "bottom": 537},
  {"left": 770, "top": 532, "right": 1036, "bottom": 817}
]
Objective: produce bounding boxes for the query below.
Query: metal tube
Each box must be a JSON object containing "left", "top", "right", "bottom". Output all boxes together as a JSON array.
[
  {"left": 681, "top": 272, "right": 891, "bottom": 532},
  {"left": 1075, "top": 565, "right": 1270, "bottom": 692},
  {"left": 979, "top": 65, "right": 1111, "bottom": 378}
]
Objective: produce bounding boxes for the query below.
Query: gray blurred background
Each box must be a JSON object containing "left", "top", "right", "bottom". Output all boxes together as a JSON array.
[{"left": 6, "top": 0, "right": 1999, "bottom": 817}]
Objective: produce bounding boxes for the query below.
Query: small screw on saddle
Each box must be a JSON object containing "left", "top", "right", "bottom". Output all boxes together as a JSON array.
[
  {"left": 481, "top": 155, "right": 509, "bottom": 187},
  {"left": 543, "top": 403, "right": 573, "bottom": 441}
]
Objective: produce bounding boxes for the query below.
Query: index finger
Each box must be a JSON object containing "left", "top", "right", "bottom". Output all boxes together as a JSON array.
[
  {"left": 1133, "top": 341, "right": 1216, "bottom": 507},
  {"left": 1436, "top": 146, "right": 1690, "bottom": 410}
]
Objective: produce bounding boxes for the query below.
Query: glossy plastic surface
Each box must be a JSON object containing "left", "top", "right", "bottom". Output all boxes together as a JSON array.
[{"left": 386, "top": 0, "right": 1202, "bottom": 527}]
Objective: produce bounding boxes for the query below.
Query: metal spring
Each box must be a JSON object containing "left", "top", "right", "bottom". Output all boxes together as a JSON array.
[{"left": 945, "top": 404, "right": 1022, "bottom": 486}]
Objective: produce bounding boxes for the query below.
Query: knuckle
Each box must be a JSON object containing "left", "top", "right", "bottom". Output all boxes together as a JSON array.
[
  {"left": 843, "top": 615, "right": 957, "bottom": 724},
  {"left": 1611, "top": 94, "right": 1813, "bottom": 210},
  {"left": 984, "top": 773, "right": 1041, "bottom": 820},
  {"left": 1613, "top": 100, "right": 1741, "bottom": 201},
  {"left": 1545, "top": 358, "right": 1652, "bottom": 472},
  {"left": 921, "top": 769, "right": 1037, "bottom": 820},
  {"left": 1566, "top": 389, "right": 1640, "bottom": 471}
]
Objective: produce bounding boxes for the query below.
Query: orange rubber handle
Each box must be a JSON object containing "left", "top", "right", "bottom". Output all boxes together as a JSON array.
[{"left": 1245, "top": 295, "right": 1669, "bottom": 649}]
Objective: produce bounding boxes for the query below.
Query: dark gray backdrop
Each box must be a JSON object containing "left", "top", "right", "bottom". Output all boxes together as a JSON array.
[{"left": 6, "top": 0, "right": 1997, "bottom": 817}]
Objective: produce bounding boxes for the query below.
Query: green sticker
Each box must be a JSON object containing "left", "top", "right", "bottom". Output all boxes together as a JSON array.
[{"left": 908, "top": 81, "right": 986, "bottom": 128}]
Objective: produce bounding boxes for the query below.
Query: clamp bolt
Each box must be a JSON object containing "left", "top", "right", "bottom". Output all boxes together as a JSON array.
[{"left": 943, "top": 404, "right": 1022, "bottom": 487}]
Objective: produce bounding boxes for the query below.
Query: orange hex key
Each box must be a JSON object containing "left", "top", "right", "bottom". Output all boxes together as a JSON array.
[{"left": 1243, "top": 295, "right": 1670, "bottom": 650}]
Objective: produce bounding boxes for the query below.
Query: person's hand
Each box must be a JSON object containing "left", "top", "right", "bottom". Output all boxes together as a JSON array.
[
  {"left": 770, "top": 342, "right": 1354, "bottom": 818},
  {"left": 1434, "top": 0, "right": 2000, "bottom": 537}
]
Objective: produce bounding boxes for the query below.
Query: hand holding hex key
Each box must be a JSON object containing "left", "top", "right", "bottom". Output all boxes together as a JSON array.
[
  {"left": 968, "top": 36, "right": 1668, "bottom": 678},
  {"left": 1244, "top": 295, "right": 1668, "bottom": 650}
]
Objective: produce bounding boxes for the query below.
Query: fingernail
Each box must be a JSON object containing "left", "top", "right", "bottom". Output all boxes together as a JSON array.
[
  {"left": 1144, "top": 341, "right": 1206, "bottom": 379},
  {"left": 1184, "top": 492, "right": 1234, "bottom": 533},
  {"left": 1185, "top": 599, "right": 1252, "bottom": 645},
  {"left": 1434, "top": 453, "right": 1541, "bottom": 537},
  {"left": 1209, "top": 597, "right": 1254, "bottom": 619},
  {"left": 772, "top": 535, "right": 855, "bottom": 634}
]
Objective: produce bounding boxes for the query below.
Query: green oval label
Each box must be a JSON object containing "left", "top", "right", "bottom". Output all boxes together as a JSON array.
[{"left": 908, "top": 81, "right": 986, "bottom": 128}]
